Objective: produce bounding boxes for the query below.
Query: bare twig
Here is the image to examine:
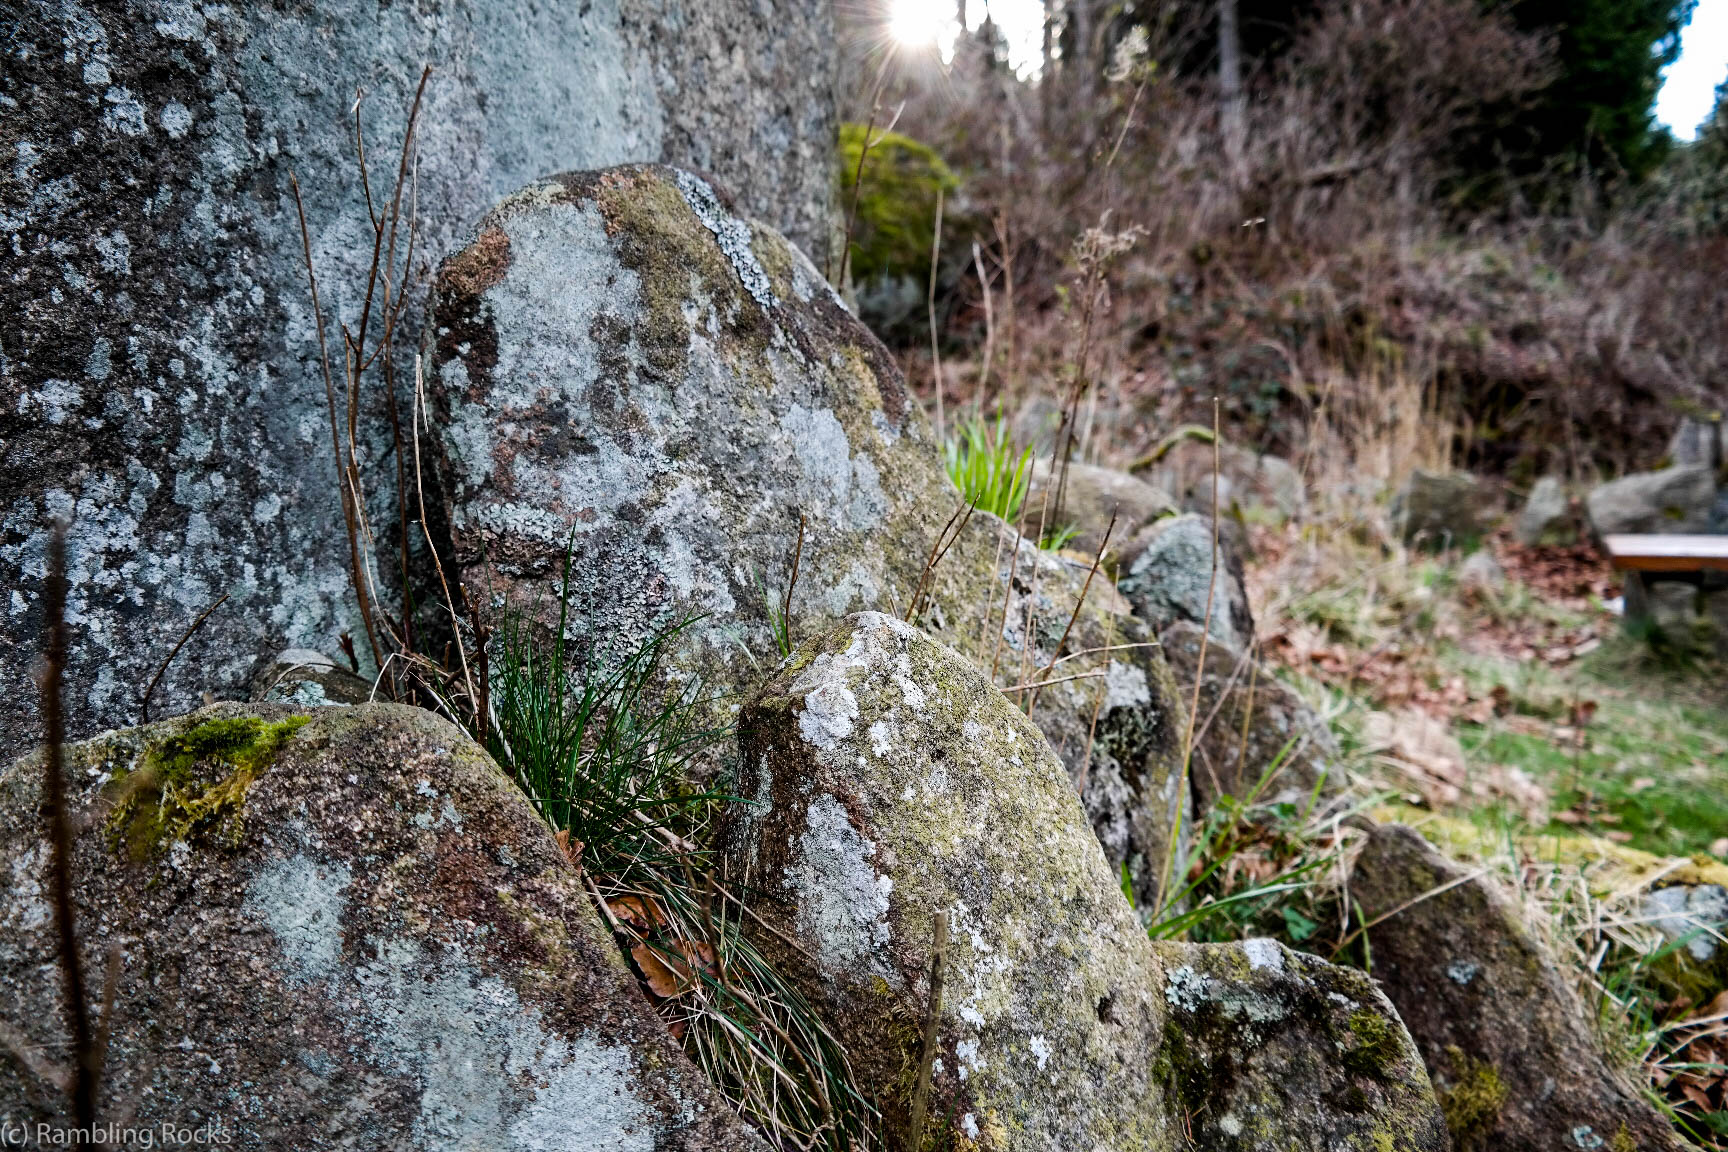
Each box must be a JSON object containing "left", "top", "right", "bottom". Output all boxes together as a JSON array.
[
  {"left": 928, "top": 187, "right": 946, "bottom": 444},
  {"left": 139, "top": 593, "right": 230, "bottom": 725},
  {"left": 41, "top": 522, "right": 100, "bottom": 1140},
  {"left": 782, "top": 513, "right": 806, "bottom": 645},
  {"left": 1029, "top": 510, "right": 1116, "bottom": 713},
  {"left": 907, "top": 908, "right": 948, "bottom": 1151}
]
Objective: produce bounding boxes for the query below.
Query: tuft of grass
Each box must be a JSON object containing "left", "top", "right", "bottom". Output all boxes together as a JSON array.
[
  {"left": 475, "top": 552, "right": 880, "bottom": 1152},
  {"left": 944, "top": 414, "right": 1031, "bottom": 522}
]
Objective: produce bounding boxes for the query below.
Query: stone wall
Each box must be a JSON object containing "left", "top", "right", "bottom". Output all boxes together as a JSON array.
[{"left": 0, "top": 0, "right": 836, "bottom": 756}]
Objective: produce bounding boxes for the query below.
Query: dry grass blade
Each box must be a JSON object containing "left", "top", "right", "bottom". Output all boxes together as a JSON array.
[
  {"left": 907, "top": 909, "right": 949, "bottom": 1151},
  {"left": 139, "top": 593, "right": 229, "bottom": 725},
  {"left": 1028, "top": 509, "right": 1117, "bottom": 713}
]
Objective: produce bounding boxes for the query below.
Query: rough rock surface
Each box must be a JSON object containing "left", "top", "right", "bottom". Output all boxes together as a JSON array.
[
  {"left": 1515, "top": 476, "right": 1574, "bottom": 546},
  {"left": 425, "top": 165, "right": 1194, "bottom": 912},
  {"left": 0, "top": 0, "right": 837, "bottom": 760},
  {"left": 726, "top": 612, "right": 1445, "bottom": 1150},
  {"left": 1392, "top": 470, "right": 1487, "bottom": 550},
  {"left": 1119, "top": 514, "right": 1255, "bottom": 651},
  {"left": 1586, "top": 466, "right": 1717, "bottom": 537},
  {"left": 1352, "top": 823, "right": 1689, "bottom": 1152},
  {"left": 1669, "top": 416, "right": 1725, "bottom": 472},
  {"left": 1153, "top": 937, "right": 1448, "bottom": 1152},
  {"left": 1159, "top": 622, "right": 1343, "bottom": 815},
  {"left": 1145, "top": 439, "right": 1307, "bottom": 523},
  {"left": 248, "top": 648, "right": 372, "bottom": 707},
  {"left": 1025, "top": 459, "right": 1178, "bottom": 556},
  {"left": 0, "top": 703, "right": 763, "bottom": 1149}
]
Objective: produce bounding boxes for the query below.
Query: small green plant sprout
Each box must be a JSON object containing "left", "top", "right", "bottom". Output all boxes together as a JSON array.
[{"left": 944, "top": 412, "right": 1032, "bottom": 521}]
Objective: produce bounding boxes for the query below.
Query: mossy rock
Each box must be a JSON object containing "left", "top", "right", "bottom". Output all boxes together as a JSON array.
[
  {"left": 1350, "top": 823, "right": 1691, "bottom": 1152},
  {"left": 0, "top": 703, "right": 763, "bottom": 1149},
  {"left": 837, "top": 123, "right": 960, "bottom": 286},
  {"left": 724, "top": 613, "right": 1446, "bottom": 1150}
]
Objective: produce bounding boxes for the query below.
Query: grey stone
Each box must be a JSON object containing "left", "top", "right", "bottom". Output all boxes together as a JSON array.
[
  {"left": 1119, "top": 514, "right": 1255, "bottom": 651},
  {"left": 1515, "top": 476, "right": 1573, "bottom": 546},
  {"left": 1458, "top": 551, "right": 1506, "bottom": 591},
  {"left": 423, "top": 165, "right": 1196, "bottom": 916},
  {"left": 1641, "top": 884, "right": 1728, "bottom": 963},
  {"left": 0, "top": 703, "right": 764, "bottom": 1150},
  {"left": 1026, "top": 459, "right": 1179, "bottom": 558},
  {"left": 1586, "top": 466, "right": 1717, "bottom": 537},
  {"left": 1391, "top": 471, "right": 1487, "bottom": 550},
  {"left": 725, "top": 612, "right": 1445, "bottom": 1150},
  {"left": 1158, "top": 622, "right": 1343, "bottom": 816},
  {"left": 1669, "top": 416, "right": 1725, "bottom": 472},
  {"left": 0, "top": 0, "right": 837, "bottom": 761},
  {"left": 1147, "top": 439, "right": 1307, "bottom": 523},
  {"left": 1352, "top": 824, "right": 1690, "bottom": 1152},
  {"left": 248, "top": 648, "right": 373, "bottom": 707}
]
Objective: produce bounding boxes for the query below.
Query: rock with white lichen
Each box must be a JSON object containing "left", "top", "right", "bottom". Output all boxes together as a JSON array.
[
  {"left": 1352, "top": 823, "right": 1690, "bottom": 1152},
  {"left": 425, "top": 164, "right": 1194, "bottom": 912},
  {"left": 0, "top": 703, "right": 764, "bottom": 1150},
  {"left": 247, "top": 648, "right": 372, "bottom": 707},
  {"left": 0, "top": 0, "right": 837, "bottom": 763},
  {"left": 1153, "top": 937, "right": 1449, "bottom": 1151},
  {"left": 1119, "top": 514, "right": 1256, "bottom": 650},
  {"left": 724, "top": 612, "right": 1446, "bottom": 1150}
]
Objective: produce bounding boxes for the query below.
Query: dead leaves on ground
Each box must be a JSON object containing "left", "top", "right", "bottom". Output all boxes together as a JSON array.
[{"left": 607, "top": 893, "right": 719, "bottom": 1008}]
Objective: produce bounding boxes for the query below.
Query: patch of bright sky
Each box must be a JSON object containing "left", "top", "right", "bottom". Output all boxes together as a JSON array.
[
  {"left": 1657, "top": 0, "right": 1728, "bottom": 139},
  {"left": 887, "top": 0, "right": 1045, "bottom": 76}
]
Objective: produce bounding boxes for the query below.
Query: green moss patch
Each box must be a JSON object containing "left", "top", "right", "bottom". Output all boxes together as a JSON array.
[
  {"left": 106, "top": 715, "right": 309, "bottom": 861},
  {"left": 1437, "top": 1045, "right": 1508, "bottom": 1150}
]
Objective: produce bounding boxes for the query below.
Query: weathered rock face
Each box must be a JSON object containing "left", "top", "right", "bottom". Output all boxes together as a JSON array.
[
  {"left": 1515, "top": 476, "right": 1574, "bottom": 546},
  {"left": 1352, "top": 824, "right": 1689, "bottom": 1152},
  {"left": 1586, "top": 466, "right": 1717, "bottom": 537},
  {"left": 425, "top": 165, "right": 1195, "bottom": 913},
  {"left": 248, "top": 648, "right": 372, "bottom": 707},
  {"left": 726, "top": 612, "right": 1176, "bottom": 1148},
  {"left": 1119, "top": 514, "right": 1255, "bottom": 651},
  {"left": 0, "top": 0, "right": 837, "bottom": 760},
  {"left": 1392, "top": 470, "right": 1487, "bottom": 550},
  {"left": 1025, "top": 459, "right": 1178, "bottom": 557},
  {"left": 1153, "top": 938, "right": 1449, "bottom": 1152},
  {"left": 1159, "top": 622, "right": 1343, "bottom": 816},
  {"left": 1669, "top": 416, "right": 1725, "bottom": 473},
  {"left": 725, "top": 612, "right": 1445, "bottom": 1150},
  {"left": 0, "top": 703, "right": 763, "bottom": 1150}
]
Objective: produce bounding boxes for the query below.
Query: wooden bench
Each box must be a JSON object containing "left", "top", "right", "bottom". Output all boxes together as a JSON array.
[{"left": 1603, "top": 534, "right": 1728, "bottom": 574}]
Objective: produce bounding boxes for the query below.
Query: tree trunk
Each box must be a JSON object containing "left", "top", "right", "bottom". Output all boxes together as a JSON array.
[{"left": 1218, "top": 0, "right": 1245, "bottom": 183}]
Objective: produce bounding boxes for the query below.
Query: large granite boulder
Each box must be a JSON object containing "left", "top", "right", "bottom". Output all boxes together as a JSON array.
[
  {"left": 0, "top": 703, "right": 762, "bottom": 1149},
  {"left": 1118, "top": 514, "right": 1255, "bottom": 651},
  {"left": 0, "top": 0, "right": 837, "bottom": 761},
  {"left": 1159, "top": 622, "right": 1344, "bottom": 815},
  {"left": 1392, "top": 470, "right": 1487, "bottom": 550},
  {"left": 1352, "top": 824, "right": 1689, "bottom": 1152},
  {"left": 1586, "top": 466, "right": 1717, "bottom": 537},
  {"left": 1025, "top": 459, "right": 1178, "bottom": 557},
  {"left": 425, "top": 165, "right": 1194, "bottom": 913},
  {"left": 726, "top": 612, "right": 1447, "bottom": 1150}
]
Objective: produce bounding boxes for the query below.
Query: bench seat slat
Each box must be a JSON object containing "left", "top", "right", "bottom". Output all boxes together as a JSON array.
[{"left": 1603, "top": 534, "right": 1728, "bottom": 572}]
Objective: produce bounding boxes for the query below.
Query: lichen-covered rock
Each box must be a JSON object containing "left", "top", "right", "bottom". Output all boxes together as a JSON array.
[
  {"left": 0, "top": 0, "right": 837, "bottom": 761},
  {"left": 1392, "top": 470, "right": 1487, "bottom": 550},
  {"left": 247, "top": 648, "right": 372, "bottom": 707},
  {"left": 425, "top": 165, "right": 1194, "bottom": 911},
  {"left": 1119, "top": 514, "right": 1256, "bottom": 651},
  {"left": 1159, "top": 622, "right": 1343, "bottom": 816},
  {"left": 724, "top": 612, "right": 1175, "bottom": 1148},
  {"left": 1153, "top": 937, "right": 1448, "bottom": 1152},
  {"left": 1586, "top": 466, "right": 1717, "bottom": 537},
  {"left": 725, "top": 612, "right": 1444, "bottom": 1150},
  {"left": 1515, "top": 476, "right": 1575, "bottom": 546},
  {"left": 1352, "top": 823, "right": 1689, "bottom": 1152},
  {"left": 1025, "top": 459, "right": 1179, "bottom": 557},
  {"left": 1669, "top": 416, "right": 1725, "bottom": 472},
  {"left": 0, "top": 703, "right": 763, "bottom": 1150}
]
